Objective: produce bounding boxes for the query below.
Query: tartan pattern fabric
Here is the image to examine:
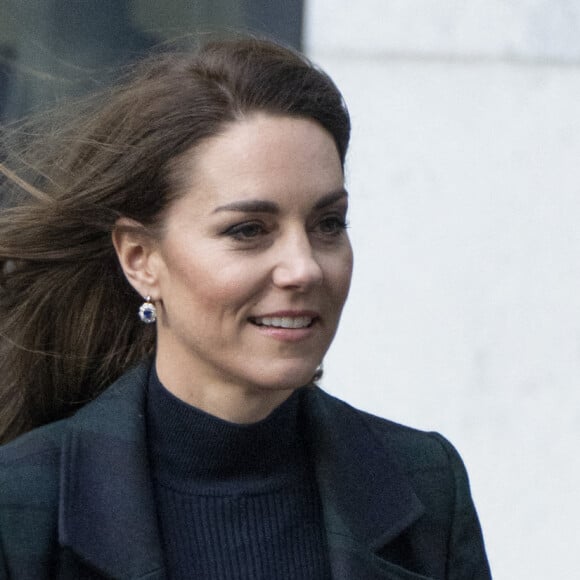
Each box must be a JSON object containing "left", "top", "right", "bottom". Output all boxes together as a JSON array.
[{"left": 0, "top": 362, "right": 491, "bottom": 579}]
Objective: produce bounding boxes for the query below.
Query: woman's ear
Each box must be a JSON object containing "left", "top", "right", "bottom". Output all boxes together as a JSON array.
[{"left": 112, "top": 217, "right": 162, "bottom": 299}]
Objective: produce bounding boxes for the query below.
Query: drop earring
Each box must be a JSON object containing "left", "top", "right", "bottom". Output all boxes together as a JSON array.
[{"left": 138, "top": 296, "right": 157, "bottom": 324}]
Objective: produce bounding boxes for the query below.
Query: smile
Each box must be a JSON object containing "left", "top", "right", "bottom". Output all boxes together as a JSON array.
[{"left": 250, "top": 316, "right": 314, "bottom": 329}]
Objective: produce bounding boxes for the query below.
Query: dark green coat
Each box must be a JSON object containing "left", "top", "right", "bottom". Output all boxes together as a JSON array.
[{"left": 0, "top": 363, "right": 491, "bottom": 579}]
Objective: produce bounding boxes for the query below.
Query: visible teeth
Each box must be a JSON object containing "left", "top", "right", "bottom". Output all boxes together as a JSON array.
[{"left": 253, "top": 316, "right": 313, "bottom": 329}]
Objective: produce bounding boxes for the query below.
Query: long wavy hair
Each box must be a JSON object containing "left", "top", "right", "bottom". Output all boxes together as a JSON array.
[{"left": 0, "top": 37, "right": 350, "bottom": 444}]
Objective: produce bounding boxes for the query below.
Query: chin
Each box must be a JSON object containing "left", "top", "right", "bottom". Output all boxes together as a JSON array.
[{"left": 255, "top": 362, "right": 320, "bottom": 391}]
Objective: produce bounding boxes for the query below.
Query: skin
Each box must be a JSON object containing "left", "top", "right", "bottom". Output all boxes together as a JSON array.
[{"left": 114, "top": 113, "right": 353, "bottom": 423}]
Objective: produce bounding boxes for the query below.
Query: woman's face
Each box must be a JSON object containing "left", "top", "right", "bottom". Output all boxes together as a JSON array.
[{"left": 149, "top": 113, "right": 352, "bottom": 398}]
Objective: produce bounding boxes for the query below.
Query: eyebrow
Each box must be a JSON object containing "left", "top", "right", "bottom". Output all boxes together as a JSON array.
[{"left": 212, "top": 188, "right": 348, "bottom": 214}]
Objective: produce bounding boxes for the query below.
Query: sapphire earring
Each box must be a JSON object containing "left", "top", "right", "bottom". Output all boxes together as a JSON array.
[{"left": 138, "top": 296, "right": 157, "bottom": 324}]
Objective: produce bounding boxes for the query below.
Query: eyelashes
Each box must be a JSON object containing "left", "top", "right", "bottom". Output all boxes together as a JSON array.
[
  {"left": 224, "top": 222, "right": 266, "bottom": 241},
  {"left": 317, "top": 216, "right": 349, "bottom": 235},
  {"left": 222, "top": 215, "right": 349, "bottom": 244}
]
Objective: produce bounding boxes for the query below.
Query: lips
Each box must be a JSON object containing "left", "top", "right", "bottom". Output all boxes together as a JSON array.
[
  {"left": 251, "top": 315, "right": 314, "bottom": 329},
  {"left": 248, "top": 311, "right": 320, "bottom": 343},
  {"left": 249, "top": 311, "right": 319, "bottom": 330}
]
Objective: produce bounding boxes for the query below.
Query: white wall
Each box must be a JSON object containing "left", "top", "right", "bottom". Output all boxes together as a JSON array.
[{"left": 305, "top": 2, "right": 580, "bottom": 579}]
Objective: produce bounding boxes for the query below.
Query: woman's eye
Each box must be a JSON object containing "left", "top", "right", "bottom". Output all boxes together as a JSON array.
[
  {"left": 317, "top": 216, "right": 348, "bottom": 235},
  {"left": 224, "top": 222, "right": 266, "bottom": 241}
]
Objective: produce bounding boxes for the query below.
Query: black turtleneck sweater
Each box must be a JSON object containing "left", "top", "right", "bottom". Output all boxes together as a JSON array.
[{"left": 146, "top": 368, "right": 330, "bottom": 579}]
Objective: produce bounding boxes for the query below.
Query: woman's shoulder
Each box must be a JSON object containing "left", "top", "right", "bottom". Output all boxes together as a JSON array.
[
  {"left": 0, "top": 413, "right": 70, "bottom": 463},
  {"left": 0, "top": 360, "right": 150, "bottom": 484},
  {"left": 309, "top": 386, "right": 469, "bottom": 478},
  {"left": 0, "top": 418, "right": 68, "bottom": 525}
]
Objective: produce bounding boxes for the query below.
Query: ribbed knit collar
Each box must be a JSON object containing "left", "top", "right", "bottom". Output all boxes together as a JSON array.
[{"left": 146, "top": 365, "right": 310, "bottom": 492}]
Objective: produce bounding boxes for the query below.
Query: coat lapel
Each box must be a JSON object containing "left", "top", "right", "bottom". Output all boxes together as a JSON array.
[
  {"left": 58, "top": 363, "right": 166, "bottom": 579},
  {"left": 56, "top": 365, "right": 425, "bottom": 579},
  {"left": 303, "top": 388, "right": 426, "bottom": 579}
]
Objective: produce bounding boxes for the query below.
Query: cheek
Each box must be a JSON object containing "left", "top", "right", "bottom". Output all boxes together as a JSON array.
[
  {"left": 325, "top": 248, "right": 353, "bottom": 302},
  {"left": 169, "top": 255, "right": 264, "bottom": 314}
]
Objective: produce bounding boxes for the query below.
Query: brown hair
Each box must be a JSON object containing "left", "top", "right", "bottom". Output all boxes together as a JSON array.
[{"left": 0, "top": 37, "right": 350, "bottom": 444}]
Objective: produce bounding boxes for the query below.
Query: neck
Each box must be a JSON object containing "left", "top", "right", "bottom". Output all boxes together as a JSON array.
[{"left": 154, "top": 353, "right": 296, "bottom": 424}]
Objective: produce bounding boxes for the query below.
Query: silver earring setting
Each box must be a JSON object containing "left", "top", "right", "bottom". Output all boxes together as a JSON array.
[{"left": 138, "top": 296, "right": 157, "bottom": 324}]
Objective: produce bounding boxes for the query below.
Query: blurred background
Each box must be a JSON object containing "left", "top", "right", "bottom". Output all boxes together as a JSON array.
[{"left": 1, "top": 1, "right": 579, "bottom": 578}]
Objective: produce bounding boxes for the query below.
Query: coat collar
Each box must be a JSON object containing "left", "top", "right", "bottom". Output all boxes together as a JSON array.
[
  {"left": 58, "top": 364, "right": 424, "bottom": 579},
  {"left": 58, "top": 363, "right": 165, "bottom": 579},
  {"left": 302, "top": 388, "right": 425, "bottom": 577}
]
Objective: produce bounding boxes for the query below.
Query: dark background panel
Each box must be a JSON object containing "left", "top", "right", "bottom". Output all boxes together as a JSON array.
[{"left": 0, "top": 0, "right": 303, "bottom": 121}]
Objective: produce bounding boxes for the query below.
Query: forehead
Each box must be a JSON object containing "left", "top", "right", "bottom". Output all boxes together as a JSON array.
[{"left": 169, "top": 113, "right": 344, "bottom": 212}]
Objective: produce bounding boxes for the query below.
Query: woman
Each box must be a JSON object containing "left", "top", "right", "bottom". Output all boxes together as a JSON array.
[{"left": 0, "top": 38, "right": 491, "bottom": 579}]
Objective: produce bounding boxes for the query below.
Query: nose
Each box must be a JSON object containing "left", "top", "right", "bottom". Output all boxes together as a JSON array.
[{"left": 272, "top": 231, "right": 324, "bottom": 291}]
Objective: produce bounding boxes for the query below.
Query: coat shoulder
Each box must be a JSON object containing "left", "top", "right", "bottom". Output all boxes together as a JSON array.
[
  {"left": 0, "top": 419, "right": 68, "bottom": 489},
  {"left": 0, "top": 361, "right": 149, "bottom": 502},
  {"left": 0, "top": 420, "right": 66, "bottom": 577},
  {"left": 311, "top": 387, "right": 463, "bottom": 475},
  {"left": 309, "top": 388, "right": 492, "bottom": 579},
  {"left": 0, "top": 362, "right": 151, "bottom": 578},
  {"left": 0, "top": 420, "right": 70, "bottom": 560}
]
